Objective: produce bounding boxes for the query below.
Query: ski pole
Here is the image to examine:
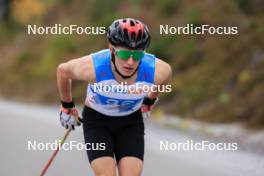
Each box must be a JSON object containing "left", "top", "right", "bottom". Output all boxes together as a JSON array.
[{"left": 40, "top": 129, "right": 71, "bottom": 176}]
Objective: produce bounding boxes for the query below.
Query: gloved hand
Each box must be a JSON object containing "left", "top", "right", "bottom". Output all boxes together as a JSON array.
[
  {"left": 141, "top": 97, "right": 159, "bottom": 118},
  {"left": 60, "top": 101, "right": 82, "bottom": 130}
]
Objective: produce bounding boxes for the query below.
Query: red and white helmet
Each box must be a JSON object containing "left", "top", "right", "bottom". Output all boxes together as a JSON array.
[{"left": 107, "top": 18, "right": 151, "bottom": 50}]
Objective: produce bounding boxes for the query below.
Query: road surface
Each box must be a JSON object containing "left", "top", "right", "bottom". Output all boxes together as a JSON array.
[{"left": 0, "top": 100, "right": 263, "bottom": 176}]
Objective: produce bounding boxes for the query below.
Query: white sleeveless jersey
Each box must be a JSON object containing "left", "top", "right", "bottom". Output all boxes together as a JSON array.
[{"left": 85, "top": 49, "right": 156, "bottom": 117}]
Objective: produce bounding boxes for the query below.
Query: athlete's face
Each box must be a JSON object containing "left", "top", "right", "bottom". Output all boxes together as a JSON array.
[{"left": 111, "top": 46, "right": 142, "bottom": 77}]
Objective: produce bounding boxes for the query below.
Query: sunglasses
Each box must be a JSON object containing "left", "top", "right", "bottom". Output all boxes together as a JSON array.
[{"left": 113, "top": 48, "right": 145, "bottom": 61}]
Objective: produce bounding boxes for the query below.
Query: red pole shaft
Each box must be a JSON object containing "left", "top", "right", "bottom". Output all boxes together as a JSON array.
[{"left": 40, "top": 129, "right": 71, "bottom": 176}]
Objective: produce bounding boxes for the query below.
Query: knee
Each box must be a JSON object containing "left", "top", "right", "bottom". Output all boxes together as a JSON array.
[
  {"left": 91, "top": 157, "right": 116, "bottom": 176},
  {"left": 119, "top": 170, "right": 141, "bottom": 176},
  {"left": 94, "top": 167, "right": 116, "bottom": 176},
  {"left": 118, "top": 157, "right": 143, "bottom": 176},
  {"left": 96, "top": 173, "right": 115, "bottom": 176},
  {"left": 94, "top": 165, "right": 116, "bottom": 176}
]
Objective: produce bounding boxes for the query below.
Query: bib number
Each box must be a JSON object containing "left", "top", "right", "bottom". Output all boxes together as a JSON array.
[{"left": 105, "top": 99, "right": 135, "bottom": 106}]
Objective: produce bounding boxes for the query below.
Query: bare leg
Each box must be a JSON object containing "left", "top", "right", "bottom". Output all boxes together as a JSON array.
[
  {"left": 91, "top": 156, "right": 117, "bottom": 176},
  {"left": 118, "top": 157, "right": 143, "bottom": 176}
]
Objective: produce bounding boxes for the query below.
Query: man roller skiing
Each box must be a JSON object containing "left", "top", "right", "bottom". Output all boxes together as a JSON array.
[{"left": 57, "top": 18, "right": 172, "bottom": 176}]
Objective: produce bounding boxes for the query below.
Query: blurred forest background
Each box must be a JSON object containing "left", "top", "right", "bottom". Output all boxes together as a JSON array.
[{"left": 0, "top": 0, "right": 264, "bottom": 128}]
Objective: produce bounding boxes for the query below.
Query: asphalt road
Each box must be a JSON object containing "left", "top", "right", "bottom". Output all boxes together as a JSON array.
[{"left": 0, "top": 100, "right": 263, "bottom": 176}]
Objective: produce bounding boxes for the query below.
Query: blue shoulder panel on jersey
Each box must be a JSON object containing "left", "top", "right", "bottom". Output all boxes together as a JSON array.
[
  {"left": 137, "top": 53, "right": 156, "bottom": 83},
  {"left": 92, "top": 49, "right": 114, "bottom": 82}
]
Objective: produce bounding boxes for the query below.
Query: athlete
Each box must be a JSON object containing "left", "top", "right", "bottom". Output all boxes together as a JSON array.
[{"left": 57, "top": 18, "right": 172, "bottom": 176}]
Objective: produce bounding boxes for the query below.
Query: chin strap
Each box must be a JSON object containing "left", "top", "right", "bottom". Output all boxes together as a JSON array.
[{"left": 111, "top": 53, "right": 140, "bottom": 80}]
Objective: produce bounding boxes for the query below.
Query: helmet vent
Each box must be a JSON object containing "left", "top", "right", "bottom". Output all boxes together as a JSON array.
[
  {"left": 115, "top": 21, "right": 119, "bottom": 28},
  {"left": 124, "top": 29, "right": 129, "bottom": 40},
  {"left": 118, "top": 29, "right": 122, "bottom": 36},
  {"left": 130, "top": 20, "right": 135, "bottom": 26},
  {"left": 138, "top": 30, "right": 142, "bottom": 40},
  {"left": 142, "top": 32, "right": 146, "bottom": 39},
  {"left": 131, "top": 32, "right": 136, "bottom": 41},
  {"left": 123, "top": 19, "right": 127, "bottom": 23}
]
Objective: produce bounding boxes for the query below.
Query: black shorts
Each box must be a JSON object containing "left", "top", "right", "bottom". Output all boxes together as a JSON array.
[{"left": 82, "top": 106, "right": 145, "bottom": 164}]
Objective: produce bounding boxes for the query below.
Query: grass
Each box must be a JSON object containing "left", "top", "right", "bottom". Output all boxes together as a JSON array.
[{"left": 0, "top": 0, "right": 263, "bottom": 128}]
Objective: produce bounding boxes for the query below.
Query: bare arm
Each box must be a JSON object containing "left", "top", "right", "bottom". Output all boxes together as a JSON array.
[
  {"left": 57, "top": 55, "right": 95, "bottom": 102},
  {"left": 148, "top": 58, "right": 172, "bottom": 99}
]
